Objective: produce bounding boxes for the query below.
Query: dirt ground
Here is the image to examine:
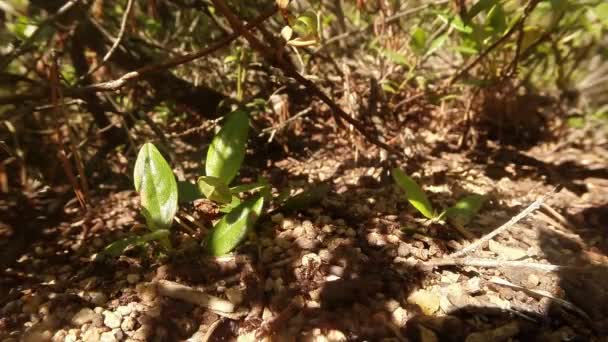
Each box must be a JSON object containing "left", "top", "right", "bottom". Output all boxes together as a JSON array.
[{"left": 1, "top": 113, "right": 607, "bottom": 341}]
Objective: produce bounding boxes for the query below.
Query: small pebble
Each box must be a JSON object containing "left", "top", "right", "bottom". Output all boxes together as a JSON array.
[
  {"left": 126, "top": 274, "right": 140, "bottom": 284},
  {"left": 103, "top": 311, "right": 122, "bottom": 329}
]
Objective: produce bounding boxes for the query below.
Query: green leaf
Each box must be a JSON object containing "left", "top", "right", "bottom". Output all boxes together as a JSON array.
[
  {"left": 410, "top": 26, "right": 428, "bottom": 55},
  {"left": 134, "top": 143, "right": 178, "bottom": 231},
  {"left": 197, "top": 176, "right": 232, "bottom": 204},
  {"left": 278, "top": 183, "right": 330, "bottom": 213},
  {"left": 177, "top": 181, "right": 203, "bottom": 203},
  {"left": 101, "top": 229, "right": 170, "bottom": 258},
  {"left": 205, "top": 109, "right": 250, "bottom": 185},
  {"left": 486, "top": 4, "right": 507, "bottom": 34},
  {"left": 219, "top": 196, "right": 242, "bottom": 213},
  {"left": 595, "top": 3, "right": 608, "bottom": 27},
  {"left": 446, "top": 194, "right": 486, "bottom": 226},
  {"left": 292, "top": 11, "right": 318, "bottom": 37},
  {"left": 229, "top": 180, "right": 270, "bottom": 194},
  {"left": 392, "top": 168, "right": 434, "bottom": 219},
  {"left": 206, "top": 195, "right": 264, "bottom": 255}
]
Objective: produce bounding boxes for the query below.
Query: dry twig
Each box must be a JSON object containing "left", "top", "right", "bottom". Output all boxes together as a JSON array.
[
  {"left": 81, "top": 0, "right": 136, "bottom": 80},
  {"left": 450, "top": 186, "right": 560, "bottom": 258},
  {"left": 156, "top": 280, "right": 235, "bottom": 313},
  {"left": 0, "top": 8, "right": 277, "bottom": 105}
]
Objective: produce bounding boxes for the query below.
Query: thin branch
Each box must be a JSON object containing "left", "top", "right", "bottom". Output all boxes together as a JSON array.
[
  {"left": 210, "top": 0, "right": 399, "bottom": 155},
  {"left": 450, "top": 186, "right": 560, "bottom": 258},
  {"left": 81, "top": 0, "right": 136, "bottom": 80},
  {"left": 416, "top": 257, "right": 574, "bottom": 273},
  {"left": 0, "top": 7, "right": 277, "bottom": 105}
]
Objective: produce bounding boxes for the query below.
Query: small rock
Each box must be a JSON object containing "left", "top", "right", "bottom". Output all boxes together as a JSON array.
[
  {"left": 366, "top": 232, "right": 386, "bottom": 246},
  {"left": 271, "top": 213, "right": 284, "bottom": 223},
  {"left": 82, "top": 327, "right": 102, "bottom": 342},
  {"left": 384, "top": 299, "right": 401, "bottom": 312},
  {"left": 318, "top": 249, "right": 331, "bottom": 262},
  {"left": 52, "top": 329, "right": 67, "bottom": 342},
  {"left": 72, "top": 308, "right": 98, "bottom": 325},
  {"left": 391, "top": 307, "right": 408, "bottom": 327},
  {"left": 64, "top": 330, "right": 78, "bottom": 342},
  {"left": 103, "top": 311, "right": 122, "bottom": 329},
  {"left": 116, "top": 305, "right": 132, "bottom": 317},
  {"left": 225, "top": 287, "right": 244, "bottom": 305},
  {"left": 527, "top": 273, "right": 540, "bottom": 287},
  {"left": 322, "top": 225, "right": 334, "bottom": 233},
  {"left": 294, "top": 236, "right": 318, "bottom": 250},
  {"left": 100, "top": 331, "right": 118, "bottom": 342},
  {"left": 126, "top": 274, "right": 140, "bottom": 284},
  {"left": 121, "top": 316, "right": 136, "bottom": 332},
  {"left": 262, "top": 307, "right": 273, "bottom": 320},
  {"left": 325, "top": 329, "right": 347, "bottom": 341},
  {"left": 408, "top": 289, "right": 441, "bottom": 315},
  {"left": 136, "top": 283, "right": 157, "bottom": 303},
  {"left": 281, "top": 219, "right": 295, "bottom": 230},
  {"left": 345, "top": 228, "right": 356, "bottom": 237},
  {"left": 89, "top": 292, "right": 108, "bottom": 306},
  {"left": 465, "top": 277, "right": 482, "bottom": 294},
  {"left": 132, "top": 325, "right": 152, "bottom": 340}
]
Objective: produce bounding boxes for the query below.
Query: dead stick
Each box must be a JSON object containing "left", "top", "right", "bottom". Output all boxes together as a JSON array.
[
  {"left": 450, "top": 186, "right": 559, "bottom": 258},
  {"left": 156, "top": 280, "right": 235, "bottom": 313},
  {"left": 420, "top": 257, "right": 571, "bottom": 273}
]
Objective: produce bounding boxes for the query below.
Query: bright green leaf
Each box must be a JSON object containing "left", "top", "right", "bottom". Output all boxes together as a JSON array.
[
  {"left": 134, "top": 143, "right": 178, "bottom": 231},
  {"left": 205, "top": 109, "right": 250, "bottom": 185},
  {"left": 410, "top": 26, "right": 428, "bottom": 55},
  {"left": 206, "top": 195, "right": 264, "bottom": 255},
  {"left": 392, "top": 168, "right": 435, "bottom": 219},
  {"left": 446, "top": 194, "right": 486, "bottom": 226},
  {"left": 219, "top": 196, "right": 242, "bottom": 213},
  {"left": 197, "top": 176, "right": 232, "bottom": 204}
]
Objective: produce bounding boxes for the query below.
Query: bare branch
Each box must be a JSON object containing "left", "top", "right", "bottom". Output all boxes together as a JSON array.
[{"left": 81, "top": 0, "right": 136, "bottom": 80}]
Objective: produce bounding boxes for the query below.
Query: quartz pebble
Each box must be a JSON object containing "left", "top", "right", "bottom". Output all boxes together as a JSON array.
[{"left": 103, "top": 311, "right": 122, "bottom": 329}]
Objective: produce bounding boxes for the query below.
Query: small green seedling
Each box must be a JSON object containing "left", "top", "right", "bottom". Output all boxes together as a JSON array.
[
  {"left": 103, "top": 107, "right": 326, "bottom": 259},
  {"left": 102, "top": 142, "right": 178, "bottom": 257},
  {"left": 392, "top": 168, "right": 486, "bottom": 228}
]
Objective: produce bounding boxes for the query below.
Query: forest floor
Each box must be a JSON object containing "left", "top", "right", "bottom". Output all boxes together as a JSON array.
[{"left": 1, "top": 110, "right": 608, "bottom": 342}]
